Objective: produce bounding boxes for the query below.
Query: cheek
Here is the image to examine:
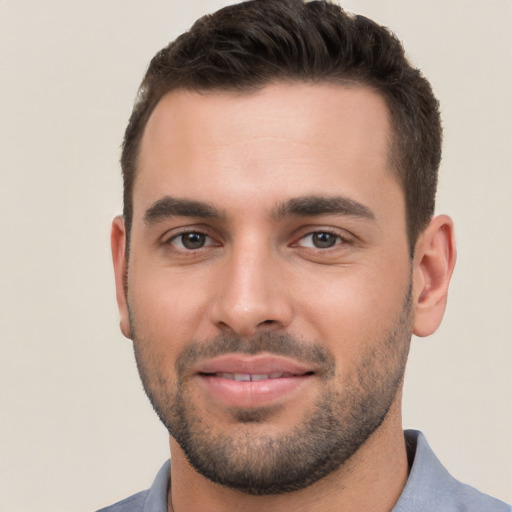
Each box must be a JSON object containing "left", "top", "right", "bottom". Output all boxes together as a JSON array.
[
  {"left": 293, "top": 262, "right": 410, "bottom": 361},
  {"left": 127, "top": 267, "right": 213, "bottom": 357}
]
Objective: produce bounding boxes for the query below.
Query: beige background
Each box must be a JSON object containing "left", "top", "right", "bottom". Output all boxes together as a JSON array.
[{"left": 1, "top": 1, "right": 511, "bottom": 510}]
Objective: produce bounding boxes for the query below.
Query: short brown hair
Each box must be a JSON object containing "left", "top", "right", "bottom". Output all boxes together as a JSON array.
[{"left": 121, "top": 0, "right": 442, "bottom": 253}]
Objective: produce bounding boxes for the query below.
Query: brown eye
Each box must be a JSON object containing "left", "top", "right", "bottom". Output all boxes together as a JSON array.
[
  {"left": 311, "top": 232, "right": 338, "bottom": 248},
  {"left": 182, "top": 233, "right": 206, "bottom": 249},
  {"left": 298, "top": 232, "right": 341, "bottom": 249},
  {"left": 170, "top": 232, "right": 213, "bottom": 250}
]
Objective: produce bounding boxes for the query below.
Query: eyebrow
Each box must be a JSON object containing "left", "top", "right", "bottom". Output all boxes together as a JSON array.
[
  {"left": 144, "top": 196, "right": 223, "bottom": 225},
  {"left": 143, "top": 194, "right": 375, "bottom": 225},
  {"left": 273, "top": 195, "right": 376, "bottom": 221}
]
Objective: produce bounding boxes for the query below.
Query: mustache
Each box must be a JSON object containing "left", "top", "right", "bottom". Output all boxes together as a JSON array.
[{"left": 175, "top": 332, "right": 336, "bottom": 380}]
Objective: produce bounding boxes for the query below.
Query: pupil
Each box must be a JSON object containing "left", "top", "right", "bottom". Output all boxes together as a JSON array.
[
  {"left": 182, "top": 233, "right": 205, "bottom": 249},
  {"left": 313, "top": 232, "right": 336, "bottom": 248}
]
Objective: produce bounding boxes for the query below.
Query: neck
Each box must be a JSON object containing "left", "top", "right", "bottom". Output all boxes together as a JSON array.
[{"left": 168, "top": 397, "right": 408, "bottom": 512}]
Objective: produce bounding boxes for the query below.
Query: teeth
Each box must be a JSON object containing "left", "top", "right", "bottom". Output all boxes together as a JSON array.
[
  {"left": 251, "top": 374, "right": 269, "bottom": 381},
  {"left": 215, "top": 372, "right": 287, "bottom": 381}
]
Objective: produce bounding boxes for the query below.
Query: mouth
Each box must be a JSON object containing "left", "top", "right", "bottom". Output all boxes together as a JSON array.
[
  {"left": 199, "top": 371, "right": 312, "bottom": 381},
  {"left": 193, "top": 355, "right": 316, "bottom": 408}
]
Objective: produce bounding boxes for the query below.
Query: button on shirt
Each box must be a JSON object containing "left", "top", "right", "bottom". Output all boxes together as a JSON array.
[{"left": 96, "top": 430, "right": 511, "bottom": 512}]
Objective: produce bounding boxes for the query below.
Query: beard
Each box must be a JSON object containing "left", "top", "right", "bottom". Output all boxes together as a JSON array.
[{"left": 130, "top": 284, "right": 413, "bottom": 496}]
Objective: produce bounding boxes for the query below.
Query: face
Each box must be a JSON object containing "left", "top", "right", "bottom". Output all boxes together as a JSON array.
[{"left": 117, "top": 83, "right": 414, "bottom": 494}]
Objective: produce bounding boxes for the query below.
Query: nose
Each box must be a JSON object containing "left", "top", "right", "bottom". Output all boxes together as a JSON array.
[{"left": 208, "top": 243, "right": 293, "bottom": 337}]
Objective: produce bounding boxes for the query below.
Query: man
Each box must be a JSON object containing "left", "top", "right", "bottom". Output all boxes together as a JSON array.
[{"left": 101, "top": 1, "right": 511, "bottom": 511}]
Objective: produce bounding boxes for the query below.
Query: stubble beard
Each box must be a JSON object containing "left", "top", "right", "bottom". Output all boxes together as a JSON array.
[{"left": 130, "top": 285, "right": 413, "bottom": 496}]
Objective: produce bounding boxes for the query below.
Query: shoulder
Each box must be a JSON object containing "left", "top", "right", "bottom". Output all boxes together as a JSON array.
[
  {"left": 95, "top": 460, "right": 170, "bottom": 512},
  {"left": 394, "top": 430, "right": 511, "bottom": 512},
  {"left": 451, "top": 481, "right": 512, "bottom": 512},
  {"left": 95, "top": 490, "right": 149, "bottom": 512}
]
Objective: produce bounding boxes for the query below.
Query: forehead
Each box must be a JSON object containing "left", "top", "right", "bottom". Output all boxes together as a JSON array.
[{"left": 134, "top": 83, "right": 401, "bottom": 222}]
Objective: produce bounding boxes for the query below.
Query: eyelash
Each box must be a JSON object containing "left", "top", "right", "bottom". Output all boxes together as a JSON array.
[
  {"left": 163, "top": 228, "right": 351, "bottom": 253},
  {"left": 165, "top": 230, "right": 218, "bottom": 251},
  {"left": 294, "top": 229, "right": 349, "bottom": 249}
]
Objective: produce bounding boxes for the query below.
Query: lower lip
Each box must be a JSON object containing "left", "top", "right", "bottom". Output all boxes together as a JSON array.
[{"left": 197, "top": 374, "right": 313, "bottom": 408}]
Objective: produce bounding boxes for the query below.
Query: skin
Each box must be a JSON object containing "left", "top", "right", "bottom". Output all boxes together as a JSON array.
[{"left": 112, "top": 83, "right": 456, "bottom": 512}]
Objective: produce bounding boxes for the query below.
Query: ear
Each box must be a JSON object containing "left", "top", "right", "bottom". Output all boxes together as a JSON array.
[
  {"left": 412, "top": 215, "right": 457, "bottom": 337},
  {"left": 111, "top": 216, "right": 132, "bottom": 339}
]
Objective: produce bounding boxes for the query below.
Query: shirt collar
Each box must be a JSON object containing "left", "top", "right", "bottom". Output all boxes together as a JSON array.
[
  {"left": 143, "top": 460, "right": 170, "bottom": 512},
  {"left": 143, "top": 430, "right": 508, "bottom": 512}
]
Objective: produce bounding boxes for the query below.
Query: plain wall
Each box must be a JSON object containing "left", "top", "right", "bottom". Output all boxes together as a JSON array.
[{"left": 0, "top": 1, "right": 510, "bottom": 510}]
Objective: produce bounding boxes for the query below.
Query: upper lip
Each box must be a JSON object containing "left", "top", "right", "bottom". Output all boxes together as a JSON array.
[{"left": 194, "top": 354, "right": 315, "bottom": 376}]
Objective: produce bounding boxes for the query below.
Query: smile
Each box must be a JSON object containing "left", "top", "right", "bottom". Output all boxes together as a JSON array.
[
  {"left": 203, "top": 372, "right": 305, "bottom": 381},
  {"left": 193, "top": 355, "right": 316, "bottom": 408}
]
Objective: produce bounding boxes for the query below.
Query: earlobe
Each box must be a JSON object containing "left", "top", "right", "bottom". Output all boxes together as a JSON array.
[
  {"left": 412, "top": 215, "right": 457, "bottom": 337},
  {"left": 111, "top": 216, "right": 132, "bottom": 339}
]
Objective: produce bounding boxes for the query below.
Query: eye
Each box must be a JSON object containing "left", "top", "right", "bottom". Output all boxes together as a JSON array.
[
  {"left": 169, "top": 231, "right": 216, "bottom": 250},
  {"left": 297, "top": 231, "right": 343, "bottom": 249}
]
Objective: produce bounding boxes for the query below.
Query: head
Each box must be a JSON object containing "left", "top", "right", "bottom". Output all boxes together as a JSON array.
[
  {"left": 121, "top": 0, "right": 442, "bottom": 255},
  {"left": 112, "top": 0, "right": 455, "bottom": 498}
]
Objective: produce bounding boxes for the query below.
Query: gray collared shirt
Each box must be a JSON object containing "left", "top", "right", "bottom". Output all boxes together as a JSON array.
[{"left": 96, "top": 430, "right": 511, "bottom": 512}]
